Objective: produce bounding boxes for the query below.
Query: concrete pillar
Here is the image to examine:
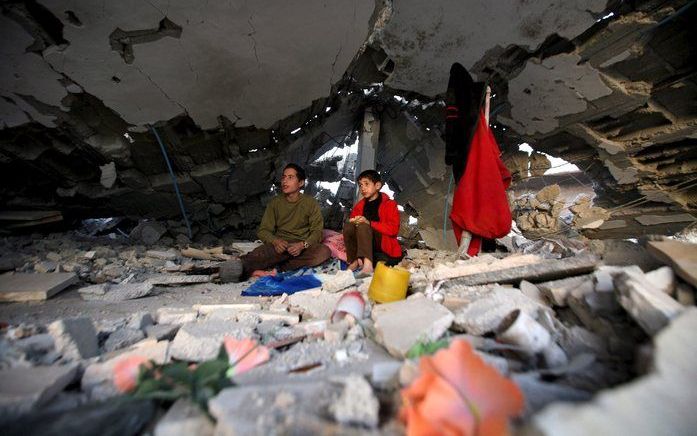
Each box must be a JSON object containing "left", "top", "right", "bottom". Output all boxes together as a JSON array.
[{"left": 355, "top": 107, "right": 380, "bottom": 199}]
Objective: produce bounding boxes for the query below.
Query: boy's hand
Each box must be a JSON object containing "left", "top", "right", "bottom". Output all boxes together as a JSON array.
[
  {"left": 272, "top": 239, "right": 288, "bottom": 254},
  {"left": 353, "top": 216, "right": 369, "bottom": 225}
]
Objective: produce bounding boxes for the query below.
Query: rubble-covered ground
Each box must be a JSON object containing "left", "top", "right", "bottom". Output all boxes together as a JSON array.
[{"left": 1, "top": 220, "right": 695, "bottom": 435}]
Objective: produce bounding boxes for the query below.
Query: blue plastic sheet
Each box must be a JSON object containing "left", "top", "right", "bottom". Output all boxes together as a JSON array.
[{"left": 241, "top": 269, "right": 322, "bottom": 297}]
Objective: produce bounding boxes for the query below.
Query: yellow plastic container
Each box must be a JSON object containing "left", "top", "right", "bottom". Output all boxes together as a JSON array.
[{"left": 368, "top": 261, "right": 411, "bottom": 303}]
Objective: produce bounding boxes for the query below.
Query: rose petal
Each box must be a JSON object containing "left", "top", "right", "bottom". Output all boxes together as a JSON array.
[
  {"left": 223, "top": 337, "right": 270, "bottom": 376},
  {"left": 113, "top": 355, "right": 149, "bottom": 393}
]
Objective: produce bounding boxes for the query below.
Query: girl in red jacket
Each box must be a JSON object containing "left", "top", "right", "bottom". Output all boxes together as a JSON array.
[{"left": 343, "top": 170, "right": 403, "bottom": 274}]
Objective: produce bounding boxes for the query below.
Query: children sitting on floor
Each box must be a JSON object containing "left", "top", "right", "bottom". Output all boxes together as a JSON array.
[{"left": 343, "top": 170, "right": 403, "bottom": 274}]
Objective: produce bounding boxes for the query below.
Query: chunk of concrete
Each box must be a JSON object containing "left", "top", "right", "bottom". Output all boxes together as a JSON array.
[
  {"left": 613, "top": 268, "right": 684, "bottom": 336},
  {"left": 372, "top": 294, "right": 453, "bottom": 358},
  {"left": 130, "top": 221, "right": 167, "bottom": 245},
  {"left": 48, "top": 317, "right": 99, "bottom": 360},
  {"left": 145, "top": 249, "right": 178, "bottom": 261},
  {"left": 103, "top": 328, "right": 145, "bottom": 352},
  {"left": 156, "top": 307, "right": 198, "bottom": 325},
  {"left": 644, "top": 266, "right": 676, "bottom": 296},
  {"left": 530, "top": 308, "right": 697, "bottom": 435},
  {"left": 194, "top": 303, "right": 261, "bottom": 315},
  {"left": 154, "top": 398, "right": 214, "bottom": 436},
  {"left": 169, "top": 320, "right": 256, "bottom": 362},
  {"left": 145, "top": 324, "right": 180, "bottom": 341},
  {"left": 451, "top": 286, "right": 548, "bottom": 335},
  {"left": 288, "top": 288, "right": 342, "bottom": 319},
  {"left": 0, "top": 363, "right": 79, "bottom": 424},
  {"left": 126, "top": 312, "right": 154, "bottom": 331},
  {"left": 78, "top": 282, "right": 154, "bottom": 302},
  {"left": 321, "top": 270, "right": 356, "bottom": 293},
  {"left": 537, "top": 275, "right": 592, "bottom": 306},
  {"left": 0, "top": 272, "right": 78, "bottom": 302},
  {"left": 329, "top": 375, "right": 379, "bottom": 428}
]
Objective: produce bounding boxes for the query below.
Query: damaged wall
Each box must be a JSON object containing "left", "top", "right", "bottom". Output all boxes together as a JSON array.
[{"left": 1, "top": 0, "right": 695, "bottom": 240}]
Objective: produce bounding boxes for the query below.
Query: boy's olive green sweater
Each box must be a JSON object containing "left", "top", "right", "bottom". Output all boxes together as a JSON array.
[{"left": 257, "top": 194, "right": 324, "bottom": 245}]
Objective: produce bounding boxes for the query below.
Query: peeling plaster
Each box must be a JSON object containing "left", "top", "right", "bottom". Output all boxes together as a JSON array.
[
  {"left": 604, "top": 159, "right": 639, "bottom": 184},
  {"left": 374, "top": 0, "right": 605, "bottom": 96},
  {"left": 507, "top": 53, "right": 613, "bottom": 135}
]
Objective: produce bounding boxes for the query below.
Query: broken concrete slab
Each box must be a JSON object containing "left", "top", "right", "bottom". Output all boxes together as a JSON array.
[
  {"left": 48, "top": 317, "right": 99, "bottom": 360},
  {"left": 0, "top": 363, "right": 79, "bottom": 424},
  {"left": 103, "top": 327, "right": 145, "bottom": 352},
  {"left": 78, "top": 282, "right": 154, "bottom": 302},
  {"left": 154, "top": 398, "right": 214, "bottom": 436},
  {"left": 156, "top": 307, "right": 198, "bottom": 325},
  {"left": 451, "top": 286, "right": 549, "bottom": 336},
  {"left": 537, "top": 275, "right": 592, "bottom": 306},
  {"left": 288, "top": 288, "right": 342, "bottom": 319},
  {"left": 145, "top": 324, "right": 180, "bottom": 341},
  {"left": 145, "top": 274, "right": 211, "bottom": 286},
  {"left": 448, "top": 254, "right": 600, "bottom": 286},
  {"left": 372, "top": 294, "right": 453, "bottom": 358},
  {"left": 613, "top": 268, "right": 684, "bottom": 336},
  {"left": 530, "top": 308, "right": 697, "bottom": 435},
  {"left": 635, "top": 213, "right": 695, "bottom": 226},
  {"left": 169, "top": 320, "right": 256, "bottom": 362},
  {"left": 0, "top": 272, "right": 78, "bottom": 302},
  {"left": 647, "top": 240, "right": 697, "bottom": 288}
]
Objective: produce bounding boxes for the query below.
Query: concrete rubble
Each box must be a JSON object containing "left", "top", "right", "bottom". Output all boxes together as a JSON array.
[{"left": 1, "top": 227, "right": 696, "bottom": 433}]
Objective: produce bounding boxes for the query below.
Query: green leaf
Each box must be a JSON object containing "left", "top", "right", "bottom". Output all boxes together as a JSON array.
[{"left": 406, "top": 338, "right": 450, "bottom": 359}]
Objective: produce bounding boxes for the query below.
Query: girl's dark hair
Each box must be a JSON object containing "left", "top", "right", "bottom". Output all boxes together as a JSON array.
[
  {"left": 283, "top": 163, "right": 306, "bottom": 181},
  {"left": 357, "top": 169, "right": 381, "bottom": 184}
]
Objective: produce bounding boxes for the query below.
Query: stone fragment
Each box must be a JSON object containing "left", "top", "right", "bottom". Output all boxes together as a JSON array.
[
  {"left": 537, "top": 275, "right": 591, "bottom": 306},
  {"left": 34, "top": 261, "right": 57, "bottom": 273},
  {"left": 644, "top": 266, "right": 675, "bottom": 295},
  {"left": 372, "top": 294, "right": 453, "bottom": 357},
  {"left": 647, "top": 240, "right": 697, "bottom": 288},
  {"left": 78, "top": 282, "right": 153, "bottom": 302},
  {"left": 48, "top": 317, "right": 99, "bottom": 360},
  {"left": 145, "top": 324, "right": 180, "bottom": 341},
  {"left": 103, "top": 328, "right": 145, "bottom": 352},
  {"left": 126, "top": 312, "right": 154, "bottom": 330},
  {"left": 170, "top": 320, "right": 256, "bottom": 362},
  {"left": 321, "top": 270, "right": 356, "bottom": 293},
  {"left": 154, "top": 398, "right": 214, "bottom": 436},
  {"left": 520, "top": 280, "right": 548, "bottom": 305},
  {"left": 129, "top": 220, "right": 167, "bottom": 245},
  {"left": 288, "top": 288, "right": 342, "bottom": 319},
  {"left": 529, "top": 152, "right": 551, "bottom": 177},
  {"left": 218, "top": 259, "right": 243, "bottom": 283},
  {"left": 535, "top": 184, "right": 560, "bottom": 204},
  {"left": 156, "top": 307, "right": 198, "bottom": 325},
  {"left": 451, "top": 286, "right": 548, "bottom": 335},
  {"left": 613, "top": 268, "right": 684, "bottom": 335},
  {"left": 530, "top": 308, "right": 697, "bottom": 435},
  {"left": 3, "top": 399, "right": 155, "bottom": 436},
  {"left": 45, "top": 252, "right": 62, "bottom": 262},
  {"left": 99, "top": 162, "right": 117, "bottom": 188},
  {"left": 0, "top": 364, "right": 79, "bottom": 424},
  {"left": 329, "top": 375, "right": 379, "bottom": 428}
]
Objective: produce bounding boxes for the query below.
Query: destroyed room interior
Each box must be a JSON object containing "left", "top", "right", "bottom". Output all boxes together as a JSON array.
[{"left": 1, "top": 0, "right": 697, "bottom": 435}]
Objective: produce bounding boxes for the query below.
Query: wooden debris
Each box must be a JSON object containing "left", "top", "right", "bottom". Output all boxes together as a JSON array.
[
  {"left": 180, "top": 247, "right": 231, "bottom": 261},
  {"left": 647, "top": 240, "right": 697, "bottom": 288},
  {"left": 0, "top": 273, "right": 78, "bottom": 302},
  {"left": 448, "top": 254, "right": 599, "bottom": 286}
]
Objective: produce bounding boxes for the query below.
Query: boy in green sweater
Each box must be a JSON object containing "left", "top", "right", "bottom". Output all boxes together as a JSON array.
[{"left": 240, "top": 163, "right": 330, "bottom": 278}]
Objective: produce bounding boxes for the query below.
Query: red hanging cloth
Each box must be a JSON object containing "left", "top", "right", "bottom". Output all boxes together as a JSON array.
[{"left": 450, "top": 111, "right": 512, "bottom": 255}]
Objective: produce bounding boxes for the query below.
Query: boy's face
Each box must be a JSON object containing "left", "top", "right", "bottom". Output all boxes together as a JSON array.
[
  {"left": 281, "top": 167, "right": 303, "bottom": 194},
  {"left": 358, "top": 178, "right": 382, "bottom": 200}
]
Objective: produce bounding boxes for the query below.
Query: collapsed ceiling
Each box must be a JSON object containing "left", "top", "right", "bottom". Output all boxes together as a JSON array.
[{"left": 1, "top": 0, "right": 695, "bottom": 240}]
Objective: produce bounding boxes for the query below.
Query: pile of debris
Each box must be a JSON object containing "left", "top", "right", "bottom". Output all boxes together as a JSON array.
[{"left": 0, "top": 233, "right": 696, "bottom": 434}]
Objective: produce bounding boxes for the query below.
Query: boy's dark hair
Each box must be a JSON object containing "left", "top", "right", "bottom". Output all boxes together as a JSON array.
[
  {"left": 283, "top": 163, "right": 306, "bottom": 181},
  {"left": 357, "top": 169, "right": 382, "bottom": 184}
]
